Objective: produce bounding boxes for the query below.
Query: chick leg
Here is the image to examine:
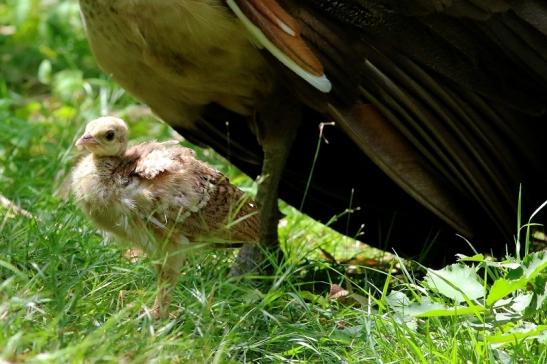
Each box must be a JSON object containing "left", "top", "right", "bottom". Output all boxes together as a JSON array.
[
  {"left": 151, "top": 246, "right": 185, "bottom": 319},
  {"left": 231, "top": 100, "right": 301, "bottom": 275}
]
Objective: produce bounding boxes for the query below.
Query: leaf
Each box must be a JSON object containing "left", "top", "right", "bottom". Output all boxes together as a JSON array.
[
  {"left": 425, "top": 264, "right": 484, "bottom": 303},
  {"left": 509, "top": 293, "right": 533, "bottom": 314},
  {"left": 403, "top": 300, "right": 446, "bottom": 317},
  {"left": 281, "top": 346, "right": 306, "bottom": 356},
  {"left": 491, "top": 262, "right": 521, "bottom": 270},
  {"left": 399, "top": 316, "right": 418, "bottom": 331},
  {"left": 532, "top": 274, "right": 547, "bottom": 295},
  {"left": 487, "top": 279, "right": 526, "bottom": 306},
  {"left": 487, "top": 252, "right": 547, "bottom": 306},
  {"left": 506, "top": 266, "right": 524, "bottom": 280},
  {"left": 484, "top": 324, "right": 547, "bottom": 346},
  {"left": 242, "top": 289, "right": 263, "bottom": 304},
  {"left": 299, "top": 291, "right": 329, "bottom": 309},
  {"left": 329, "top": 284, "right": 349, "bottom": 300},
  {"left": 536, "top": 282, "right": 547, "bottom": 310},
  {"left": 400, "top": 298, "right": 486, "bottom": 318},
  {"left": 414, "top": 304, "right": 487, "bottom": 317},
  {"left": 521, "top": 251, "right": 547, "bottom": 281},
  {"left": 385, "top": 290, "right": 410, "bottom": 309},
  {"left": 263, "top": 290, "right": 284, "bottom": 305},
  {"left": 456, "top": 253, "right": 485, "bottom": 262}
]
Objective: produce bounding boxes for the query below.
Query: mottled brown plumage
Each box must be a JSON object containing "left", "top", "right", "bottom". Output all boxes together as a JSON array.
[{"left": 71, "top": 116, "right": 258, "bottom": 317}]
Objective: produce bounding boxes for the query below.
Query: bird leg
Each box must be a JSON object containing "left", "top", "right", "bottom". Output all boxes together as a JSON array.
[
  {"left": 231, "top": 99, "right": 302, "bottom": 275},
  {"left": 256, "top": 143, "right": 291, "bottom": 247},
  {"left": 150, "top": 244, "right": 185, "bottom": 319}
]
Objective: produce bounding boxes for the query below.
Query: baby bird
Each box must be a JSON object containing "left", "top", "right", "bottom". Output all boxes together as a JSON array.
[{"left": 71, "top": 116, "right": 259, "bottom": 317}]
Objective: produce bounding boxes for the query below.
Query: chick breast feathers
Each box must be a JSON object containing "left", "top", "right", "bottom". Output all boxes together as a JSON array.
[{"left": 71, "top": 141, "right": 259, "bottom": 254}]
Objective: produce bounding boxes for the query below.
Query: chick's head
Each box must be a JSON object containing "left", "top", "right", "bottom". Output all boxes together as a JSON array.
[{"left": 77, "top": 116, "right": 129, "bottom": 156}]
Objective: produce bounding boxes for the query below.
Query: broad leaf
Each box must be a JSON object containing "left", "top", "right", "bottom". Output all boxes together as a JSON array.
[
  {"left": 400, "top": 298, "right": 486, "bottom": 318},
  {"left": 425, "top": 264, "right": 484, "bottom": 302},
  {"left": 487, "top": 279, "right": 526, "bottom": 306},
  {"left": 385, "top": 290, "right": 410, "bottom": 309},
  {"left": 485, "top": 324, "right": 547, "bottom": 346},
  {"left": 522, "top": 252, "right": 547, "bottom": 281},
  {"left": 414, "top": 304, "right": 487, "bottom": 317}
]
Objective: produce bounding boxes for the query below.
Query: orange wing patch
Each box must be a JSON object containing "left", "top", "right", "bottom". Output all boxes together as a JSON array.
[{"left": 228, "top": 0, "right": 332, "bottom": 92}]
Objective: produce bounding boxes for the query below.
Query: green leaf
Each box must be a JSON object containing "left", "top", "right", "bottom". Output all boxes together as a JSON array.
[
  {"left": 299, "top": 290, "right": 329, "bottom": 309},
  {"left": 484, "top": 324, "right": 547, "bottom": 346},
  {"left": 487, "top": 252, "right": 547, "bottom": 306},
  {"left": 456, "top": 253, "right": 485, "bottom": 262},
  {"left": 532, "top": 274, "right": 547, "bottom": 295},
  {"left": 425, "top": 264, "right": 484, "bottom": 303},
  {"left": 521, "top": 251, "right": 547, "bottom": 281},
  {"left": 539, "top": 329, "right": 547, "bottom": 345},
  {"left": 536, "top": 281, "right": 547, "bottom": 310},
  {"left": 506, "top": 267, "right": 524, "bottom": 280},
  {"left": 509, "top": 293, "right": 533, "bottom": 314},
  {"left": 487, "top": 279, "right": 526, "bottom": 306},
  {"left": 414, "top": 304, "right": 487, "bottom": 317},
  {"left": 385, "top": 290, "right": 410, "bottom": 309},
  {"left": 400, "top": 298, "right": 486, "bottom": 318},
  {"left": 263, "top": 290, "right": 284, "bottom": 305}
]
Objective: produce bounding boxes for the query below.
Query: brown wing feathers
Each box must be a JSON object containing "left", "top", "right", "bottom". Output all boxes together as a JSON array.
[{"left": 280, "top": 1, "right": 547, "bottom": 239}]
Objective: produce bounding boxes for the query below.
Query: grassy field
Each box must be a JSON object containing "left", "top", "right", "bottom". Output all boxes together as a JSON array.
[{"left": 1, "top": 1, "right": 546, "bottom": 362}]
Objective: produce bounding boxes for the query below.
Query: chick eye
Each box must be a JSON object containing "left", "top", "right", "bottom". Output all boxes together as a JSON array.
[{"left": 105, "top": 130, "right": 115, "bottom": 141}]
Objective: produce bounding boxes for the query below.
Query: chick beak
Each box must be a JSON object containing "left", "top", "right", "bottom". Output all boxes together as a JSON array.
[{"left": 76, "top": 134, "right": 97, "bottom": 146}]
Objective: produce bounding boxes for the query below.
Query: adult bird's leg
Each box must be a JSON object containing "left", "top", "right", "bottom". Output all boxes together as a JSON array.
[{"left": 231, "top": 98, "right": 302, "bottom": 275}]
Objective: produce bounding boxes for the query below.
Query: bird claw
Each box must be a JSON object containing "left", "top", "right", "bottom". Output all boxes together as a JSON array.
[
  {"left": 230, "top": 244, "right": 282, "bottom": 276},
  {"left": 139, "top": 296, "right": 172, "bottom": 320},
  {"left": 138, "top": 304, "right": 163, "bottom": 320},
  {"left": 229, "top": 245, "right": 265, "bottom": 276}
]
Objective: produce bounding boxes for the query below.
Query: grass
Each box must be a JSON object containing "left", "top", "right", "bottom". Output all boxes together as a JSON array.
[{"left": 1, "top": 0, "right": 546, "bottom": 362}]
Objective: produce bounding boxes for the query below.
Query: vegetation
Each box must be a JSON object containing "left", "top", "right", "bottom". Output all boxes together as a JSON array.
[{"left": 1, "top": 0, "right": 545, "bottom": 362}]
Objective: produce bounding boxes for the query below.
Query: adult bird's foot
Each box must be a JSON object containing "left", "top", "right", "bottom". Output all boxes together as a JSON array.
[
  {"left": 229, "top": 244, "right": 282, "bottom": 276},
  {"left": 230, "top": 245, "right": 266, "bottom": 276},
  {"left": 140, "top": 300, "right": 174, "bottom": 320}
]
